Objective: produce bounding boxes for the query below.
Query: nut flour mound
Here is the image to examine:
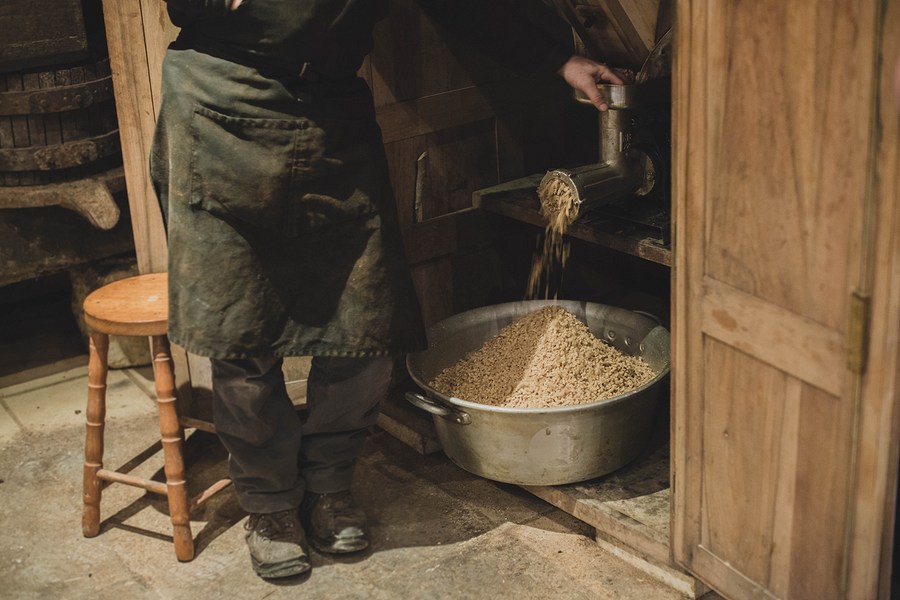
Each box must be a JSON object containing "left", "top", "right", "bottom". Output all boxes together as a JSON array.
[{"left": 429, "top": 306, "right": 655, "bottom": 409}]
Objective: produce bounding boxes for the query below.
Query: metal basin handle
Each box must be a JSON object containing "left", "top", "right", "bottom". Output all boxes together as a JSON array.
[{"left": 404, "top": 392, "right": 471, "bottom": 425}]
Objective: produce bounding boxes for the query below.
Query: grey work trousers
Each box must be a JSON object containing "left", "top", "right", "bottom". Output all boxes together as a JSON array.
[{"left": 210, "top": 356, "right": 392, "bottom": 514}]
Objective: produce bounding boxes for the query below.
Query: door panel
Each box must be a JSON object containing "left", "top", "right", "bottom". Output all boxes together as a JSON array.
[
  {"left": 788, "top": 383, "right": 853, "bottom": 599},
  {"left": 702, "top": 0, "right": 869, "bottom": 329},
  {"left": 700, "top": 340, "right": 788, "bottom": 586},
  {"left": 698, "top": 337, "right": 852, "bottom": 598}
]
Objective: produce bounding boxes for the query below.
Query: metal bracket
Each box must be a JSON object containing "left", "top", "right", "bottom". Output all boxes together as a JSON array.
[{"left": 847, "top": 289, "right": 871, "bottom": 374}]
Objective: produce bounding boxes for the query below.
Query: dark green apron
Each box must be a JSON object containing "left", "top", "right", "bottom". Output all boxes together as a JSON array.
[{"left": 150, "top": 48, "right": 426, "bottom": 358}]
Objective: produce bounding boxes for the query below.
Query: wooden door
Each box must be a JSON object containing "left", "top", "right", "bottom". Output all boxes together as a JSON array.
[{"left": 672, "top": 1, "right": 900, "bottom": 599}]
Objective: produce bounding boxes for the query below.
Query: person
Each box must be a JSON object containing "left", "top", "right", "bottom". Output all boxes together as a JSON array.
[{"left": 151, "top": 0, "right": 622, "bottom": 580}]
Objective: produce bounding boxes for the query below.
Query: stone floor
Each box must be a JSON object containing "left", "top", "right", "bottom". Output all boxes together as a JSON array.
[{"left": 0, "top": 351, "right": 714, "bottom": 600}]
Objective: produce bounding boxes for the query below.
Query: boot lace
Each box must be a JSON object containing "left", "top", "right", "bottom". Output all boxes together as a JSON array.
[{"left": 245, "top": 509, "right": 297, "bottom": 539}]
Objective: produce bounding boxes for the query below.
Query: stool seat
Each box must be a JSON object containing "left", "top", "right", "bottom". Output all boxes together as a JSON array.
[{"left": 83, "top": 273, "right": 168, "bottom": 337}]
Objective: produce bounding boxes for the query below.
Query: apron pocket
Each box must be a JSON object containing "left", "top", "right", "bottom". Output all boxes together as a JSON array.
[
  {"left": 190, "top": 105, "right": 304, "bottom": 229},
  {"left": 189, "top": 104, "right": 382, "bottom": 237}
]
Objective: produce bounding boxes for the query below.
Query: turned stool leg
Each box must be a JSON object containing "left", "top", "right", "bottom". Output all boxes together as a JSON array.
[
  {"left": 150, "top": 335, "right": 194, "bottom": 562},
  {"left": 83, "top": 331, "right": 109, "bottom": 537}
]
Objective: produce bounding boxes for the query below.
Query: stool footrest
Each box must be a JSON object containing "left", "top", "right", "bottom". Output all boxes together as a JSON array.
[
  {"left": 97, "top": 469, "right": 232, "bottom": 514},
  {"left": 190, "top": 479, "right": 233, "bottom": 512},
  {"left": 97, "top": 469, "right": 167, "bottom": 495},
  {"left": 179, "top": 416, "right": 216, "bottom": 434}
]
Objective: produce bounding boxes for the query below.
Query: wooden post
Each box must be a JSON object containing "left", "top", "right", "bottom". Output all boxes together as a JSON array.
[{"left": 100, "top": 1, "right": 173, "bottom": 274}]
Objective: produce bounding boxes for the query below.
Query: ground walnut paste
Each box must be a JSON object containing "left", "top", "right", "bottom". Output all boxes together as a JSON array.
[
  {"left": 429, "top": 306, "right": 654, "bottom": 409},
  {"left": 526, "top": 175, "right": 578, "bottom": 301}
]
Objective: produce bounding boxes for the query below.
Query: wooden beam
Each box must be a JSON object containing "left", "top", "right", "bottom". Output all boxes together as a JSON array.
[{"left": 101, "top": 0, "right": 173, "bottom": 274}]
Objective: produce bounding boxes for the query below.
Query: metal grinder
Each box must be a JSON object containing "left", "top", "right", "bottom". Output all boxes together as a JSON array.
[{"left": 538, "top": 31, "right": 672, "bottom": 226}]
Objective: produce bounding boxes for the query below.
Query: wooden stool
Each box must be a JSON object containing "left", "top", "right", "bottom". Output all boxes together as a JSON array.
[{"left": 81, "top": 272, "right": 228, "bottom": 561}]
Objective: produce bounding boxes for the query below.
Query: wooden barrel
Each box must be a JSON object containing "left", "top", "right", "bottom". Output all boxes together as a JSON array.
[{"left": 0, "top": 58, "right": 121, "bottom": 187}]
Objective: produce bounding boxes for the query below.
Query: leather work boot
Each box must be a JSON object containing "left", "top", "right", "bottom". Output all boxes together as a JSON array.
[
  {"left": 301, "top": 491, "right": 369, "bottom": 554},
  {"left": 244, "top": 509, "right": 311, "bottom": 579}
]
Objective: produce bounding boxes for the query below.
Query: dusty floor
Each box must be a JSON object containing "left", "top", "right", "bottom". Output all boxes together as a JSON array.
[{"left": 0, "top": 348, "right": 701, "bottom": 600}]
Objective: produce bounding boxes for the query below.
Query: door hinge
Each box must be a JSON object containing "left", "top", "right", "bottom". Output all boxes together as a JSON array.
[{"left": 847, "top": 289, "right": 871, "bottom": 374}]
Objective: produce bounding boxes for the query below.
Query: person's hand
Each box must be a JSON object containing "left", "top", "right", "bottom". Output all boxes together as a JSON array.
[
  {"left": 230, "top": 0, "right": 244, "bottom": 9},
  {"left": 557, "top": 55, "right": 625, "bottom": 111}
]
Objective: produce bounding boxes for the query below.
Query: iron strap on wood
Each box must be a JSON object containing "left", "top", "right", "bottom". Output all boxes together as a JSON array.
[
  {"left": 0, "top": 129, "right": 120, "bottom": 171},
  {"left": 0, "top": 75, "right": 114, "bottom": 115}
]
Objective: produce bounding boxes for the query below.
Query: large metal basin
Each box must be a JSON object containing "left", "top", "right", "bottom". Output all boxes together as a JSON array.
[{"left": 405, "top": 300, "right": 669, "bottom": 485}]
